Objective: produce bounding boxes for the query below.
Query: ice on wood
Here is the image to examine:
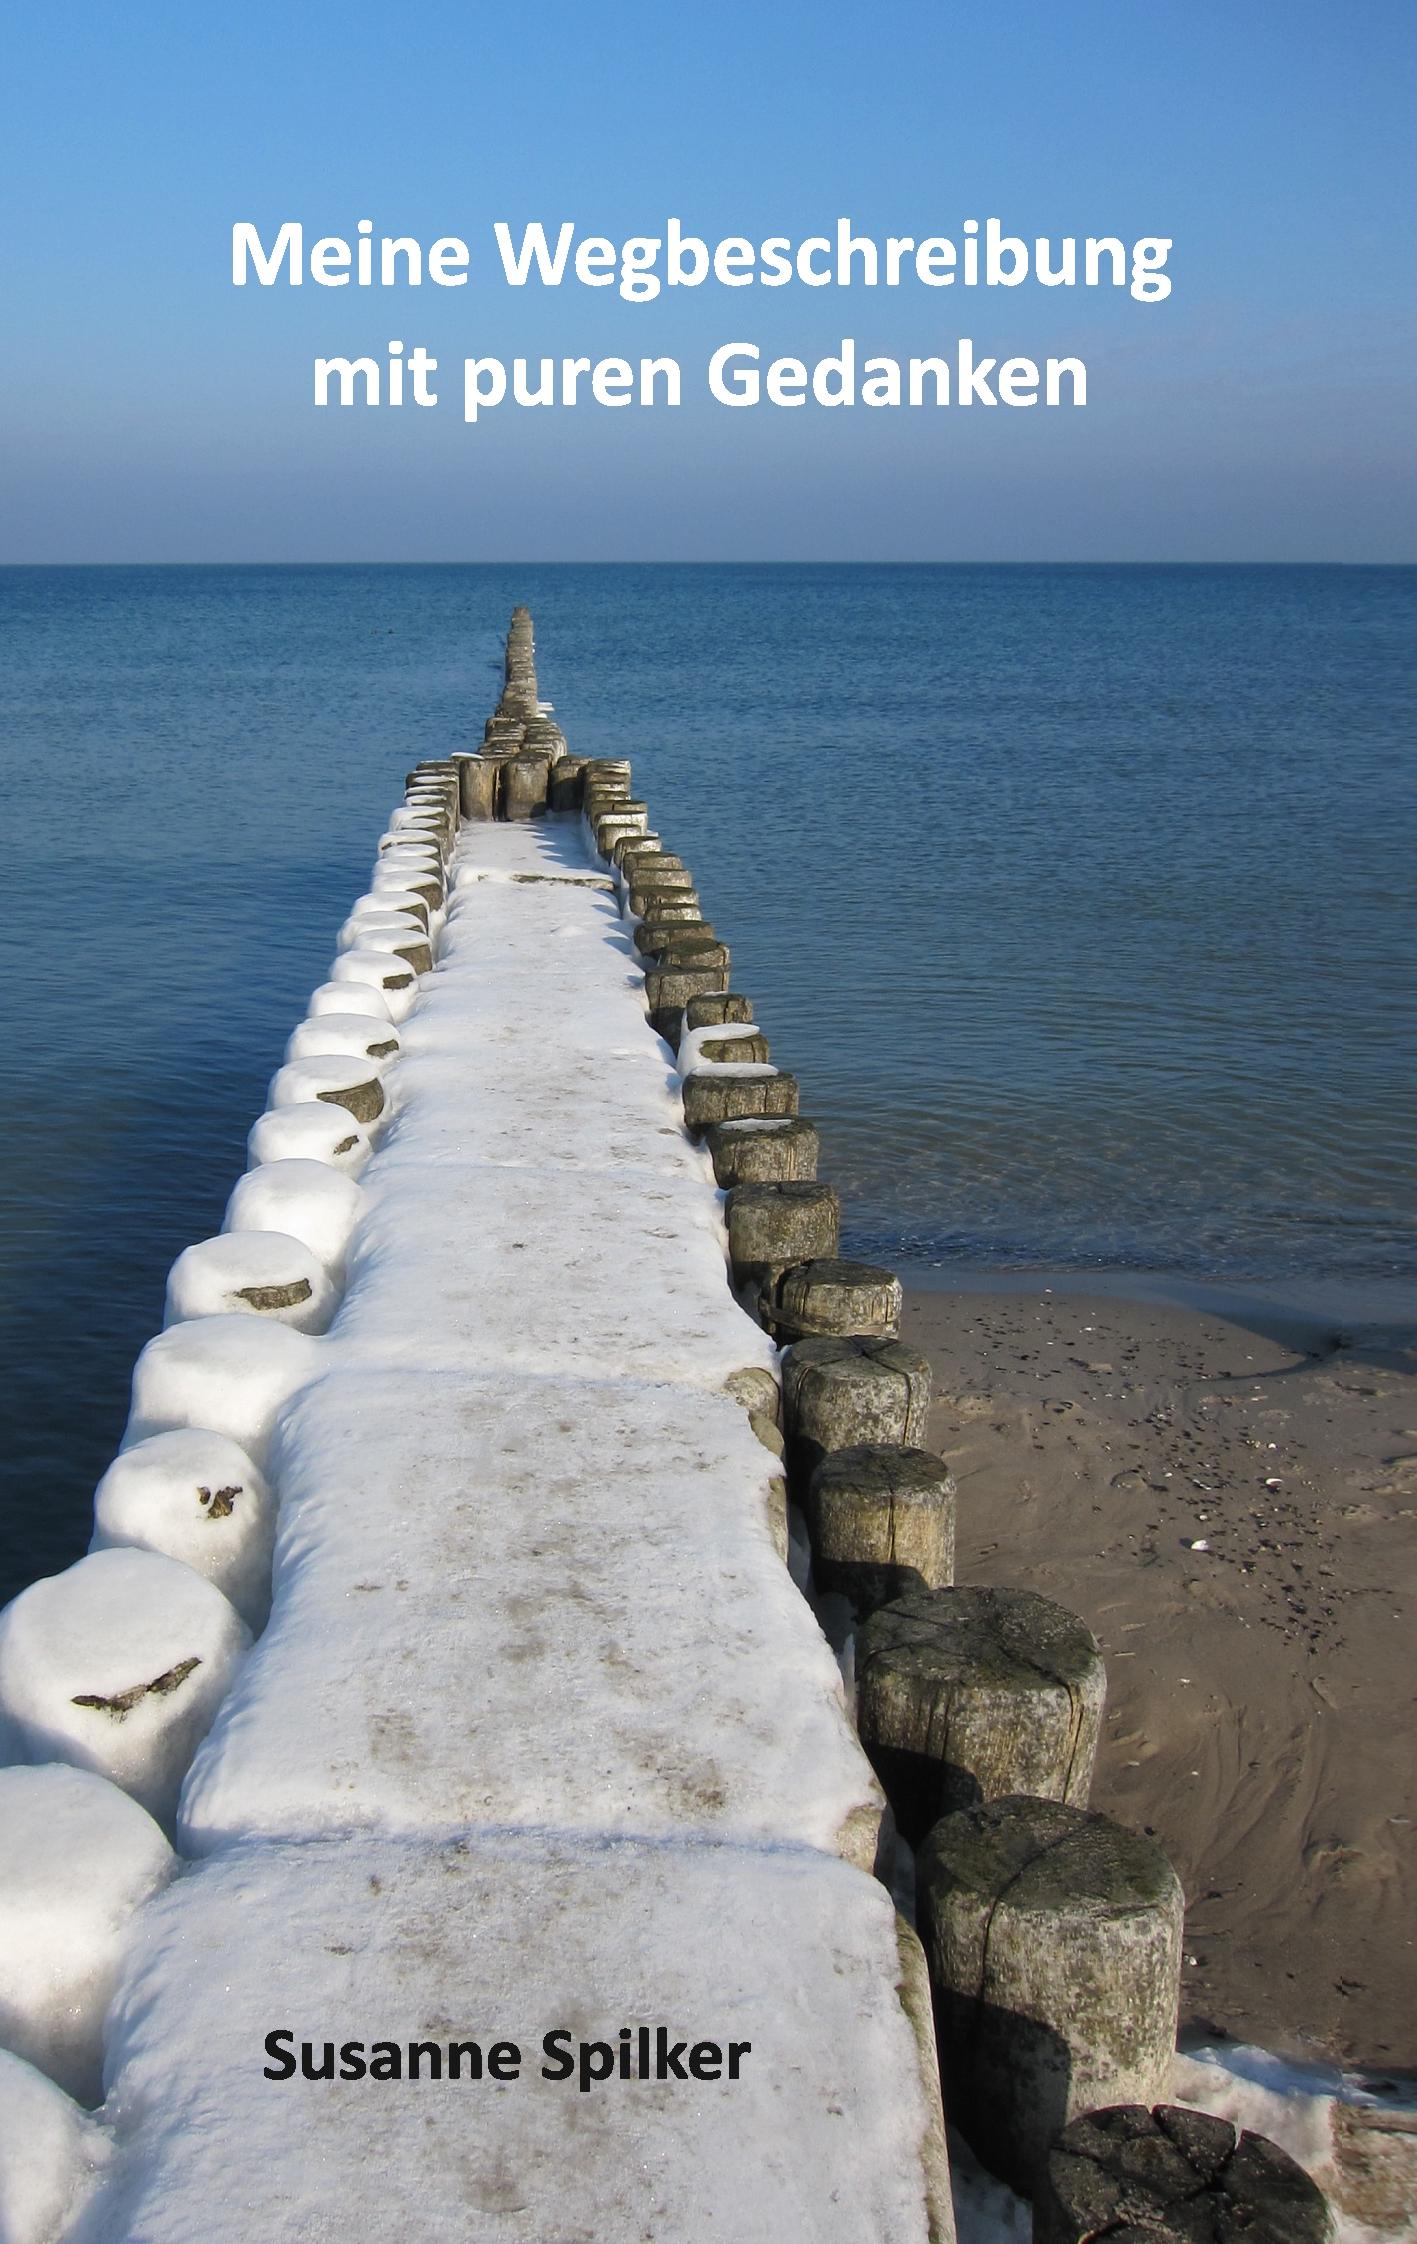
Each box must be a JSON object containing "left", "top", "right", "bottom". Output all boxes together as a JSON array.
[
  {"left": 247, "top": 1104, "right": 372, "bottom": 1176},
  {"left": 267, "top": 1056, "right": 387, "bottom": 1124},
  {"left": 179, "top": 1367, "right": 875, "bottom": 1864},
  {"left": 124, "top": 1313, "right": 321, "bottom": 1466},
  {"left": 92, "top": 1428, "right": 275, "bottom": 1631},
  {"left": 163, "top": 1232, "right": 337, "bottom": 1334},
  {"left": 329, "top": 952, "right": 419, "bottom": 1021},
  {"left": 89, "top": 1834, "right": 950, "bottom": 2244},
  {"left": 334, "top": 914, "right": 422, "bottom": 957},
  {"left": 0, "top": 1765, "right": 174, "bottom": 2104},
  {"left": 223, "top": 1161, "right": 365, "bottom": 1277},
  {"left": 678, "top": 1020, "right": 765, "bottom": 1072},
  {"left": 0, "top": 1549, "right": 249, "bottom": 1826},
  {"left": 306, "top": 980, "right": 393, "bottom": 1022},
  {"left": 0, "top": 2050, "right": 109, "bottom": 2244},
  {"left": 284, "top": 1015, "right": 400, "bottom": 1067}
]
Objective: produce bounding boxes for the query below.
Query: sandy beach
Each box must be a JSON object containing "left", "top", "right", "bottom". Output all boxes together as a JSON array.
[{"left": 901, "top": 1278, "right": 1417, "bottom": 2077}]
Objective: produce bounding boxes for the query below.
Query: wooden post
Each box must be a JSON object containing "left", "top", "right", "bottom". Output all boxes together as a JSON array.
[
  {"left": 781, "top": 1336, "right": 931, "bottom": 1481},
  {"left": 724, "top": 1181, "right": 840, "bottom": 1287},
  {"left": 645, "top": 964, "right": 730, "bottom": 1046},
  {"left": 681, "top": 1068, "right": 799, "bottom": 1132},
  {"left": 684, "top": 992, "right": 753, "bottom": 1030},
  {"left": 917, "top": 1795, "right": 1184, "bottom": 2196},
  {"left": 763, "top": 1256, "right": 902, "bottom": 1340},
  {"left": 503, "top": 750, "right": 553, "bottom": 819},
  {"left": 855, "top": 1585, "right": 1105, "bottom": 1840},
  {"left": 803, "top": 1445, "right": 955, "bottom": 1617},
  {"left": 1035, "top": 2104, "right": 1334, "bottom": 2243},
  {"left": 549, "top": 756, "right": 587, "bottom": 810},
  {"left": 705, "top": 1117, "right": 820, "bottom": 1186}
]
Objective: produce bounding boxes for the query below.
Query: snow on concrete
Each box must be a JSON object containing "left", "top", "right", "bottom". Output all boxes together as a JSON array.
[
  {"left": 246, "top": 1104, "right": 371, "bottom": 1176},
  {"left": 179, "top": 1366, "right": 876, "bottom": 1865},
  {"left": 92, "top": 1429, "right": 275, "bottom": 1632},
  {"left": 124, "top": 1314, "right": 321, "bottom": 1467},
  {"left": 223, "top": 1162, "right": 365, "bottom": 1278},
  {"left": 0, "top": 2050, "right": 109, "bottom": 2244},
  {"left": 0, "top": 1550, "right": 248, "bottom": 1826},
  {"left": 284, "top": 1015, "right": 401, "bottom": 1066},
  {"left": 87, "top": 1832, "right": 949, "bottom": 2244},
  {"left": 335, "top": 1166, "right": 775, "bottom": 1392},
  {"left": 0, "top": 1766, "right": 174, "bottom": 2105},
  {"left": 163, "top": 1233, "right": 337, "bottom": 1335}
]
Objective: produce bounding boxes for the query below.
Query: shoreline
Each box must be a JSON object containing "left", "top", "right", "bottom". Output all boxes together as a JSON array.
[
  {"left": 897, "top": 1269, "right": 1417, "bottom": 2076},
  {"left": 897, "top": 1257, "right": 1417, "bottom": 1338}
]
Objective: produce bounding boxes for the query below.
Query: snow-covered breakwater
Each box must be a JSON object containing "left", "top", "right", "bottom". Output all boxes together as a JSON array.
[
  {"left": 0, "top": 613, "right": 954, "bottom": 2243},
  {"left": 0, "top": 606, "right": 1340, "bottom": 2244}
]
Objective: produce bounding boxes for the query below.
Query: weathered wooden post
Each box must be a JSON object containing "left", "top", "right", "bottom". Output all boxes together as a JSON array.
[
  {"left": 917, "top": 1795, "right": 1184, "bottom": 2196},
  {"left": 704, "top": 1116, "right": 820, "bottom": 1186},
  {"left": 803, "top": 1445, "right": 955, "bottom": 1617},
  {"left": 781, "top": 1336, "right": 931, "bottom": 1481},
  {"left": 681, "top": 1067, "right": 800, "bottom": 1132},
  {"left": 1034, "top": 2104, "right": 1334, "bottom": 2243},
  {"left": 724, "top": 1181, "right": 840, "bottom": 1289},
  {"left": 763, "top": 1256, "right": 902, "bottom": 1340},
  {"left": 855, "top": 1585, "right": 1105, "bottom": 1838}
]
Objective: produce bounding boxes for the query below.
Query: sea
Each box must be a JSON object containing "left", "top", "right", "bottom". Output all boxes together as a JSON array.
[{"left": 1, "top": 563, "right": 1413, "bottom": 1600}]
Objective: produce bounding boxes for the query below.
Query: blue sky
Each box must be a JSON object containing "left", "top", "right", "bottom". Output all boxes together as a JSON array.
[{"left": 1, "top": 0, "right": 1413, "bottom": 560}]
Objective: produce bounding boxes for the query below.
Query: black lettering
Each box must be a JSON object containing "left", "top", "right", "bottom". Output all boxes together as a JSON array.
[
  {"left": 338, "top": 2041, "right": 367, "bottom": 2080},
  {"left": 407, "top": 2041, "right": 442, "bottom": 2080},
  {"left": 446, "top": 2041, "right": 483, "bottom": 2079},
  {"left": 655, "top": 2027, "right": 688, "bottom": 2080},
  {"left": 369, "top": 2041, "right": 402, "bottom": 2080},
  {"left": 488, "top": 2041, "right": 521, "bottom": 2081},
  {"left": 727, "top": 2040, "right": 752, "bottom": 2078},
  {"left": 301, "top": 2042, "right": 335, "bottom": 2080},
  {"left": 541, "top": 2029, "right": 575, "bottom": 2080},
  {"left": 688, "top": 2041, "right": 722, "bottom": 2080},
  {"left": 578, "top": 2039, "right": 616, "bottom": 2093},
  {"left": 263, "top": 2030, "right": 295, "bottom": 2080}
]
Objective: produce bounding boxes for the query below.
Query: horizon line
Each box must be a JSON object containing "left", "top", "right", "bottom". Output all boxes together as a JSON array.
[{"left": 2, "top": 557, "right": 1412, "bottom": 570}]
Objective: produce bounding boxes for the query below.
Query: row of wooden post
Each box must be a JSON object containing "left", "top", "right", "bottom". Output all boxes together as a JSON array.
[{"left": 466, "top": 613, "right": 1333, "bottom": 2242}]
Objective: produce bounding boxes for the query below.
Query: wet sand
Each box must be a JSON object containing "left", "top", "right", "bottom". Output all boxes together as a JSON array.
[{"left": 901, "top": 1278, "right": 1417, "bottom": 2074}]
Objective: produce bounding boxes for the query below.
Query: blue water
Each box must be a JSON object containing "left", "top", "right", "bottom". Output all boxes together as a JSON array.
[{"left": 1, "top": 563, "right": 1414, "bottom": 1601}]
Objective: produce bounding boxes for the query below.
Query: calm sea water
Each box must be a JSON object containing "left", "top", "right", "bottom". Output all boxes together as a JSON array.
[{"left": 1, "top": 563, "right": 1413, "bottom": 1599}]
